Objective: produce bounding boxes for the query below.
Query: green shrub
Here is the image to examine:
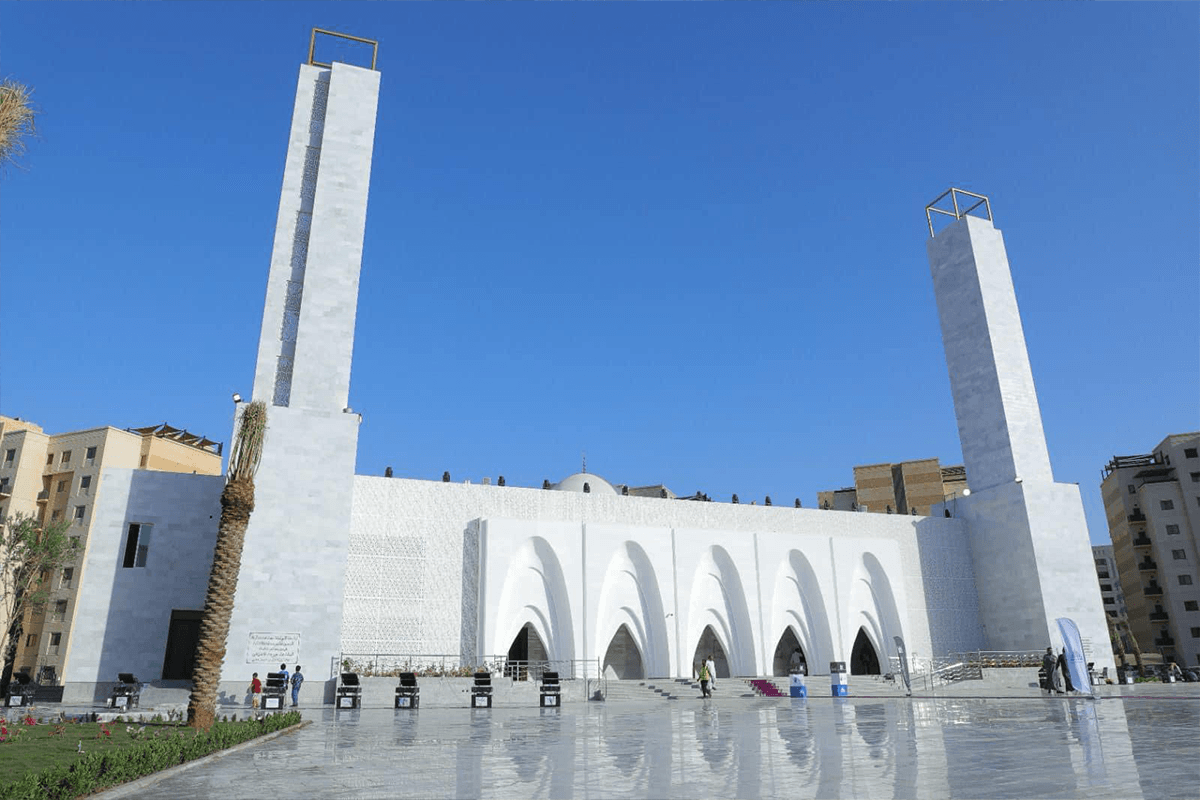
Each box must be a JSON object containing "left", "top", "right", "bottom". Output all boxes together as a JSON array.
[{"left": 0, "top": 712, "right": 301, "bottom": 800}]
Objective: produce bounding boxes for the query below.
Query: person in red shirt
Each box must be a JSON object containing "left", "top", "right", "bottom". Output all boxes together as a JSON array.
[{"left": 250, "top": 673, "right": 263, "bottom": 709}]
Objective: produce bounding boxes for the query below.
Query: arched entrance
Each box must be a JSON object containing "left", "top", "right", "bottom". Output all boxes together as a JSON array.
[
  {"left": 850, "top": 628, "right": 881, "bottom": 675},
  {"left": 692, "top": 625, "right": 730, "bottom": 678},
  {"left": 603, "top": 624, "right": 645, "bottom": 680},
  {"left": 772, "top": 628, "right": 806, "bottom": 677},
  {"left": 507, "top": 622, "right": 549, "bottom": 680}
]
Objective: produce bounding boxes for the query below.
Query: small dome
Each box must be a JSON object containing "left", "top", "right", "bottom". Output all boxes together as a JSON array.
[{"left": 553, "top": 472, "right": 618, "bottom": 495}]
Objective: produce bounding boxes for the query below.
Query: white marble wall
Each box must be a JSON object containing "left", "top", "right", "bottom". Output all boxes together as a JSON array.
[
  {"left": 345, "top": 478, "right": 985, "bottom": 679},
  {"left": 63, "top": 469, "right": 222, "bottom": 696}
]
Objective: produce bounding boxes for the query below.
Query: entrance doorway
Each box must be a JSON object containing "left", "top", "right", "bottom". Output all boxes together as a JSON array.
[
  {"left": 691, "top": 625, "right": 730, "bottom": 678},
  {"left": 506, "top": 623, "right": 548, "bottom": 680},
  {"left": 602, "top": 624, "right": 645, "bottom": 679},
  {"left": 772, "top": 628, "right": 806, "bottom": 676},
  {"left": 850, "top": 628, "right": 881, "bottom": 675},
  {"left": 161, "top": 609, "right": 203, "bottom": 680}
]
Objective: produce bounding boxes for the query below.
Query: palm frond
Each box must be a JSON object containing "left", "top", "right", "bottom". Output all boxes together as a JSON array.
[
  {"left": 227, "top": 401, "right": 267, "bottom": 483},
  {"left": 0, "top": 79, "right": 37, "bottom": 169}
]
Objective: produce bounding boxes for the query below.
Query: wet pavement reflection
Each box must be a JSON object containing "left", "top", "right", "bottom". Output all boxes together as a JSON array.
[{"left": 106, "top": 696, "right": 1199, "bottom": 799}]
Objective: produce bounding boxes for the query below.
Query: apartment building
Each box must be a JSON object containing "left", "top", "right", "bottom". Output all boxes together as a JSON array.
[
  {"left": 1101, "top": 432, "right": 1200, "bottom": 668},
  {"left": 1092, "top": 545, "right": 1128, "bottom": 619},
  {"left": 0, "top": 416, "right": 222, "bottom": 685},
  {"left": 817, "top": 458, "right": 970, "bottom": 516}
]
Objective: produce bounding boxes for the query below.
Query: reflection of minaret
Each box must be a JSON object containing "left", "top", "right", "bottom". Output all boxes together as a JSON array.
[
  {"left": 925, "top": 190, "right": 1112, "bottom": 669},
  {"left": 221, "top": 34, "right": 380, "bottom": 688}
]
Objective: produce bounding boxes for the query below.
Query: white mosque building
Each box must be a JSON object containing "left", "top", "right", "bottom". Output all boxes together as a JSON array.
[{"left": 59, "top": 45, "right": 1112, "bottom": 702}]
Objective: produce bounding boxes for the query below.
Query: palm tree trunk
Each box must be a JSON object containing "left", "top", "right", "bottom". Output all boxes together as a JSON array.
[
  {"left": 187, "top": 479, "right": 255, "bottom": 729},
  {"left": 187, "top": 400, "right": 266, "bottom": 730}
]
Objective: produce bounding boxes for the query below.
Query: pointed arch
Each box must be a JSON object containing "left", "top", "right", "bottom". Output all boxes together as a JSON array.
[
  {"left": 845, "top": 550, "right": 905, "bottom": 670},
  {"left": 603, "top": 623, "right": 645, "bottom": 680},
  {"left": 851, "top": 628, "right": 881, "bottom": 675},
  {"left": 594, "top": 541, "right": 670, "bottom": 677},
  {"left": 770, "top": 549, "right": 835, "bottom": 673},
  {"left": 685, "top": 545, "right": 756, "bottom": 676},
  {"left": 493, "top": 537, "right": 575, "bottom": 662},
  {"left": 772, "top": 628, "right": 806, "bottom": 677},
  {"left": 692, "top": 624, "right": 730, "bottom": 678}
]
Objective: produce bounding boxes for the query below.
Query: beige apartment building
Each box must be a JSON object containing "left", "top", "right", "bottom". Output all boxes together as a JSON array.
[
  {"left": 0, "top": 416, "right": 222, "bottom": 686},
  {"left": 817, "top": 458, "right": 970, "bottom": 516},
  {"left": 1101, "top": 432, "right": 1200, "bottom": 669}
]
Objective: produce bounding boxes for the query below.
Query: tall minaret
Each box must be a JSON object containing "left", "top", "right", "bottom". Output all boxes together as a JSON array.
[
  {"left": 220, "top": 38, "right": 380, "bottom": 690},
  {"left": 926, "top": 191, "right": 1112, "bottom": 670}
]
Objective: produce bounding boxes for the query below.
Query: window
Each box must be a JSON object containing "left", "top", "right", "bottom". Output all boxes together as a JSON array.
[
  {"left": 73, "top": 505, "right": 86, "bottom": 524},
  {"left": 3, "top": 448, "right": 14, "bottom": 466},
  {"left": 85, "top": 446, "right": 97, "bottom": 466},
  {"left": 1180, "top": 575, "right": 1194, "bottom": 586},
  {"left": 1127, "top": 484, "right": 1136, "bottom": 494},
  {"left": 69, "top": 537, "right": 80, "bottom": 553},
  {"left": 1094, "top": 558, "right": 1106, "bottom": 567},
  {"left": 1185, "top": 448, "right": 1198, "bottom": 459},
  {"left": 122, "top": 523, "right": 152, "bottom": 568},
  {"left": 1097, "top": 571, "right": 1110, "bottom": 579},
  {"left": 1173, "top": 549, "right": 1187, "bottom": 560},
  {"left": 1161, "top": 499, "right": 1175, "bottom": 511},
  {"left": 80, "top": 475, "right": 91, "bottom": 494},
  {"left": 48, "top": 633, "right": 61, "bottom": 655},
  {"left": 57, "top": 479, "right": 67, "bottom": 493},
  {"left": 61, "top": 567, "right": 73, "bottom": 588},
  {"left": 46, "top": 454, "right": 53, "bottom": 465},
  {"left": 1103, "top": 597, "right": 1115, "bottom": 604},
  {"left": 24, "top": 634, "right": 37, "bottom": 648},
  {"left": 60, "top": 450, "right": 71, "bottom": 465},
  {"left": 1099, "top": 583, "right": 1112, "bottom": 591},
  {"left": 51, "top": 600, "right": 67, "bottom": 622},
  {"left": 1191, "top": 472, "right": 1200, "bottom": 483},
  {"left": 1193, "top": 628, "right": 1200, "bottom": 639},
  {"left": 50, "top": 509, "right": 62, "bottom": 521},
  {"left": 1186, "top": 601, "right": 1199, "bottom": 611},
  {"left": 1167, "top": 524, "right": 1181, "bottom": 535}
]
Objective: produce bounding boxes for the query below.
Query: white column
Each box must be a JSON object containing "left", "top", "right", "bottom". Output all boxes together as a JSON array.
[
  {"left": 928, "top": 213, "right": 1113, "bottom": 670},
  {"left": 221, "top": 61, "right": 380, "bottom": 690}
]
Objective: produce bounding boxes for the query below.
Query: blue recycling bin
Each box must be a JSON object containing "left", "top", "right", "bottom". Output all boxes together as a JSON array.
[
  {"left": 830, "top": 662, "right": 848, "bottom": 697},
  {"left": 789, "top": 672, "right": 807, "bottom": 698}
]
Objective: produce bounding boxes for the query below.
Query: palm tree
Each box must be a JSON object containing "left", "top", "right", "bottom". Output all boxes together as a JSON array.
[
  {"left": 188, "top": 401, "right": 267, "bottom": 730},
  {"left": 0, "top": 79, "right": 37, "bottom": 170}
]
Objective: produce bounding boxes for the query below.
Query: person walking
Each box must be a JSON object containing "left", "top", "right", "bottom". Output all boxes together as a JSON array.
[
  {"left": 250, "top": 673, "right": 262, "bottom": 709},
  {"left": 290, "top": 665, "right": 304, "bottom": 707},
  {"left": 1042, "top": 647, "right": 1062, "bottom": 694},
  {"left": 705, "top": 655, "right": 717, "bottom": 694},
  {"left": 697, "top": 659, "right": 711, "bottom": 698}
]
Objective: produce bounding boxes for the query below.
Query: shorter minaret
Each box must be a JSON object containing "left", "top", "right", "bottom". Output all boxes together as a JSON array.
[
  {"left": 926, "top": 190, "right": 1112, "bottom": 669},
  {"left": 220, "top": 34, "right": 380, "bottom": 689}
]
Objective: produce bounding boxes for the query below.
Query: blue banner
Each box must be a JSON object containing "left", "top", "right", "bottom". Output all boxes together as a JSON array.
[{"left": 1056, "top": 617, "right": 1093, "bottom": 696}]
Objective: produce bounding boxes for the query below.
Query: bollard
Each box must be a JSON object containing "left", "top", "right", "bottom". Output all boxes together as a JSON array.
[
  {"left": 789, "top": 671, "right": 807, "bottom": 698},
  {"left": 830, "top": 661, "right": 848, "bottom": 697}
]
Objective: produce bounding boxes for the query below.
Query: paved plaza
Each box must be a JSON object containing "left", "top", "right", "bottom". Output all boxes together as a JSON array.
[{"left": 96, "top": 689, "right": 1199, "bottom": 800}]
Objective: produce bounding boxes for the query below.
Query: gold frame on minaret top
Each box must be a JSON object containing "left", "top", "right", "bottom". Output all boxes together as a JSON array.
[{"left": 308, "top": 28, "right": 378, "bottom": 71}]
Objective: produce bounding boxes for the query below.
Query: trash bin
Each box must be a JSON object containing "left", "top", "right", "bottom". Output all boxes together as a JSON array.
[
  {"left": 4, "top": 673, "right": 37, "bottom": 707},
  {"left": 336, "top": 672, "right": 362, "bottom": 709},
  {"left": 395, "top": 672, "right": 419, "bottom": 709},
  {"left": 472, "top": 672, "right": 493, "bottom": 709},
  {"left": 830, "top": 662, "right": 848, "bottom": 697},
  {"left": 540, "top": 671, "right": 561, "bottom": 707},
  {"left": 789, "top": 671, "right": 807, "bottom": 698},
  {"left": 108, "top": 673, "right": 141, "bottom": 709},
  {"left": 263, "top": 672, "right": 287, "bottom": 709}
]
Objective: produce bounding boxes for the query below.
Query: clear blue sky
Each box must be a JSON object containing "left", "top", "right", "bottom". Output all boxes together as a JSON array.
[{"left": 3, "top": 3, "right": 1197, "bottom": 545}]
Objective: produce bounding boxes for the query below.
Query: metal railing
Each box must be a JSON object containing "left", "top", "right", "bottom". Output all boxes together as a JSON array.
[{"left": 332, "top": 653, "right": 601, "bottom": 684}]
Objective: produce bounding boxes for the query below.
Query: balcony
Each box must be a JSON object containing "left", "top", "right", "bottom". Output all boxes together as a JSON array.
[
  {"left": 1154, "top": 637, "right": 1175, "bottom": 647},
  {"left": 1149, "top": 610, "right": 1169, "bottom": 622},
  {"left": 36, "top": 490, "right": 50, "bottom": 503},
  {"left": 1132, "top": 535, "right": 1153, "bottom": 547},
  {"left": 0, "top": 484, "right": 11, "bottom": 498},
  {"left": 1128, "top": 512, "right": 1147, "bottom": 522},
  {"left": 1144, "top": 585, "right": 1164, "bottom": 596},
  {"left": 1137, "top": 559, "right": 1158, "bottom": 571}
]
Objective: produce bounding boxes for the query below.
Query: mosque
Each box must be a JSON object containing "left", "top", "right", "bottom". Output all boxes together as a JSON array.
[{"left": 59, "top": 41, "right": 1112, "bottom": 701}]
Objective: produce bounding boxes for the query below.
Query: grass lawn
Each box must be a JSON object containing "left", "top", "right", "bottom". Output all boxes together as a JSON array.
[
  {"left": 0, "top": 710, "right": 302, "bottom": 796},
  {"left": 0, "top": 716, "right": 186, "bottom": 787}
]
